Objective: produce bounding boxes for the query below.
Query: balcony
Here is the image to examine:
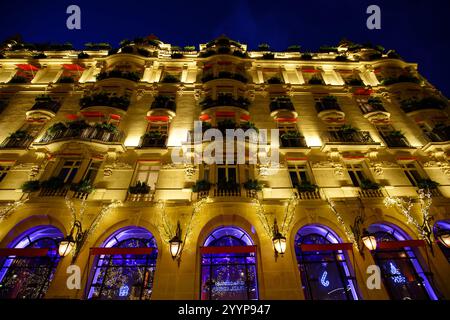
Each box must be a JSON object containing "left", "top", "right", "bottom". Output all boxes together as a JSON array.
[
  {"left": 79, "top": 92, "right": 131, "bottom": 112},
  {"left": 36, "top": 179, "right": 92, "bottom": 200},
  {"left": 199, "top": 94, "right": 250, "bottom": 111},
  {"left": 360, "top": 98, "right": 390, "bottom": 120},
  {"left": 150, "top": 95, "right": 176, "bottom": 114},
  {"left": 269, "top": 96, "right": 295, "bottom": 112},
  {"left": 96, "top": 70, "right": 141, "bottom": 82},
  {"left": 201, "top": 71, "right": 248, "bottom": 84},
  {"left": 192, "top": 182, "right": 260, "bottom": 201},
  {"left": 358, "top": 188, "right": 385, "bottom": 198},
  {"left": 400, "top": 97, "right": 447, "bottom": 114},
  {"left": 0, "top": 131, "right": 34, "bottom": 150},
  {"left": 321, "top": 129, "right": 379, "bottom": 152},
  {"left": 425, "top": 125, "right": 450, "bottom": 143},
  {"left": 138, "top": 133, "right": 167, "bottom": 148},
  {"left": 280, "top": 134, "right": 308, "bottom": 148},
  {"left": 381, "top": 133, "right": 412, "bottom": 148},
  {"left": 26, "top": 96, "right": 61, "bottom": 119},
  {"left": 316, "top": 96, "right": 345, "bottom": 121},
  {"left": 35, "top": 122, "right": 125, "bottom": 152}
]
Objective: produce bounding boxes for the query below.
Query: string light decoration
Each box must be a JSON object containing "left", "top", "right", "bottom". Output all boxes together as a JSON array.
[
  {"left": 64, "top": 197, "right": 122, "bottom": 262},
  {"left": 326, "top": 198, "right": 358, "bottom": 250},
  {"left": 384, "top": 189, "right": 434, "bottom": 253},
  {"left": 281, "top": 193, "right": 299, "bottom": 236},
  {"left": 0, "top": 198, "right": 28, "bottom": 223}
]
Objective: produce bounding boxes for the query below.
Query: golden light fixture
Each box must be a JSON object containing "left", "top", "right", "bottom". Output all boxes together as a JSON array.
[{"left": 361, "top": 229, "right": 377, "bottom": 251}]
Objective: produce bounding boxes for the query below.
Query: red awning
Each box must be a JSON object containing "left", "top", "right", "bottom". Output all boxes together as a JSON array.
[
  {"left": 240, "top": 114, "right": 251, "bottom": 121},
  {"left": 299, "top": 243, "right": 354, "bottom": 252},
  {"left": 63, "top": 64, "right": 85, "bottom": 71},
  {"left": 353, "top": 88, "right": 372, "bottom": 96},
  {"left": 0, "top": 248, "right": 50, "bottom": 257},
  {"left": 90, "top": 247, "right": 153, "bottom": 256},
  {"left": 66, "top": 114, "right": 79, "bottom": 120},
  {"left": 276, "top": 117, "right": 297, "bottom": 123},
  {"left": 199, "top": 114, "right": 211, "bottom": 121},
  {"left": 146, "top": 115, "right": 169, "bottom": 122},
  {"left": 110, "top": 114, "right": 121, "bottom": 120},
  {"left": 16, "top": 64, "right": 39, "bottom": 71},
  {"left": 200, "top": 245, "right": 257, "bottom": 255},
  {"left": 82, "top": 111, "right": 104, "bottom": 117},
  {"left": 377, "top": 240, "right": 425, "bottom": 250}
]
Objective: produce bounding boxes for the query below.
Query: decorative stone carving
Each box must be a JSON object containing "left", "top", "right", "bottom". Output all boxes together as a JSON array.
[{"left": 184, "top": 164, "right": 196, "bottom": 178}]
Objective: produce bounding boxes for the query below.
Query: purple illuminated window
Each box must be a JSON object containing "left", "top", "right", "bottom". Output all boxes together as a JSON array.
[
  {"left": 201, "top": 226, "right": 258, "bottom": 300},
  {"left": 0, "top": 225, "right": 63, "bottom": 299},
  {"left": 434, "top": 220, "right": 450, "bottom": 263},
  {"left": 295, "top": 224, "right": 359, "bottom": 300},
  {"left": 87, "top": 227, "right": 157, "bottom": 300},
  {"left": 368, "top": 223, "right": 438, "bottom": 300}
]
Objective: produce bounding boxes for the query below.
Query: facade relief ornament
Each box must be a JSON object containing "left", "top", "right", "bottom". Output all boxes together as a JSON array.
[{"left": 184, "top": 164, "right": 196, "bottom": 179}]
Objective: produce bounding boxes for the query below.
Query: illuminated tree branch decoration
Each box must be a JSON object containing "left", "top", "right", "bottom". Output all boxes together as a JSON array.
[
  {"left": 253, "top": 197, "right": 272, "bottom": 238},
  {"left": 156, "top": 200, "right": 175, "bottom": 241},
  {"left": 384, "top": 189, "right": 434, "bottom": 253},
  {"left": 0, "top": 198, "right": 28, "bottom": 223},
  {"left": 281, "top": 193, "right": 299, "bottom": 235},
  {"left": 326, "top": 198, "right": 359, "bottom": 250},
  {"left": 64, "top": 197, "right": 123, "bottom": 262}
]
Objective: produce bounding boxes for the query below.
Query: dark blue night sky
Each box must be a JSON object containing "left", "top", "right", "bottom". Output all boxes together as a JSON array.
[{"left": 0, "top": 0, "right": 449, "bottom": 95}]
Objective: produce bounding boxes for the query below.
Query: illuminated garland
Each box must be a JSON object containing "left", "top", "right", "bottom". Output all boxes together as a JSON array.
[
  {"left": 326, "top": 198, "right": 358, "bottom": 250},
  {"left": 156, "top": 200, "right": 175, "bottom": 242},
  {"left": 87, "top": 200, "right": 123, "bottom": 238},
  {"left": 281, "top": 193, "right": 299, "bottom": 235},
  {"left": 0, "top": 198, "right": 28, "bottom": 223},
  {"left": 253, "top": 198, "right": 272, "bottom": 238},
  {"left": 384, "top": 189, "right": 434, "bottom": 247}
]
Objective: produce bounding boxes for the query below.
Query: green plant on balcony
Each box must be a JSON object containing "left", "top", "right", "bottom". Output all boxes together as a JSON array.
[
  {"left": 143, "top": 131, "right": 163, "bottom": 139},
  {"left": 80, "top": 92, "right": 131, "bottom": 110},
  {"left": 47, "top": 122, "right": 67, "bottom": 135},
  {"left": 8, "top": 130, "right": 31, "bottom": 140},
  {"left": 128, "top": 181, "right": 151, "bottom": 194},
  {"left": 151, "top": 95, "right": 176, "bottom": 112},
  {"left": 94, "top": 122, "right": 119, "bottom": 133},
  {"left": 41, "top": 177, "right": 65, "bottom": 190},
  {"left": 281, "top": 131, "right": 303, "bottom": 139},
  {"left": 192, "top": 180, "right": 211, "bottom": 193},
  {"left": 262, "top": 53, "right": 275, "bottom": 60},
  {"left": 257, "top": 43, "right": 270, "bottom": 51},
  {"left": 58, "top": 76, "right": 75, "bottom": 83},
  {"left": 68, "top": 120, "right": 90, "bottom": 132},
  {"left": 71, "top": 179, "right": 95, "bottom": 194},
  {"left": 296, "top": 181, "right": 318, "bottom": 193},
  {"left": 184, "top": 45, "right": 196, "bottom": 51},
  {"left": 78, "top": 52, "right": 90, "bottom": 59},
  {"left": 287, "top": 45, "right": 301, "bottom": 52},
  {"left": 243, "top": 179, "right": 263, "bottom": 191},
  {"left": 360, "top": 179, "right": 380, "bottom": 190},
  {"left": 416, "top": 179, "right": 439, "bottom": 190},
  {"left": 8, "top": 75, "right": 28, "bottom": 84},
  {"left": 161, "top": 74, "right": 180, "bottom": 83},
  {"left": 267, "top": 77, "right": 284, "bottom": 84},
  {"left": 301, "top": 53, "right": 313, "bottom": 60},
  {"left": 21, "top": 180, "right": 41, "bottom": 193},
  {"left": 308, "top": 76, "right": 324, "bottom": 85},
  {"left": 338, "top": 125, "right": 359, "bottom": 135}
]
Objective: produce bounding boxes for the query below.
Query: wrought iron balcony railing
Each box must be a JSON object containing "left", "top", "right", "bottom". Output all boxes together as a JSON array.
[
  {"left": 280, "top": 136, "right": 308, "bottom": 148},
  {"left": 381, "top": 135, "right": 411, "bottom": 148},
  {"left": 138, "top": 135, "right": 167, "bottom": 148},
  {"left": 322, "top": 130, "right": 375, "bottom": 144},
  {"left": 38, "top": 126, "right": 124, "bottom": 144},
  {"left": 0, "top": 134, "right": 34, "bottom": 149}
]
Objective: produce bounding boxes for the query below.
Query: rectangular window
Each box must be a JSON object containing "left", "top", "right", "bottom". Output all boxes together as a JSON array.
[
  {"left": 83, "top": 161, "right": 101, "bottom": 182},
  {"left": 288, "top": 164, "right": 311, "bottom": 186},
  {"left": 216, "top": 165, "right": 238, "bottom": 183},
  {"left": 0, "top": 165, "right": 11, "bottom": 183},
  {"left": 346, "top": 164, "right": 367, "bottom": 187},
  {"left": 57, "top": 160, "right": 82, "bottom": 183},
  {"left": 400, "top": 163, "right": 423, "bottom": 187},
  {"left": 134, "top": 164, "right": 160, "bottom": 190}
]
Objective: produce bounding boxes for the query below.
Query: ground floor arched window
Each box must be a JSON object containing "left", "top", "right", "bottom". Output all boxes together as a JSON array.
[
  {"left": 295, "top": 224, "right": 359, "bottom": 300},
  {"left": 200, "top": 226, "right": 258, "bottom": 300},
  {"left": 434, "top": 220, "right": 450, "bottom": 263},
  {"left": 0, "top": 225, "right": 63, "bottom": 299},
  {"left": 87, "top": 226, "right": 158, "bottom": 300},
  {"left": 367, "top": 223, "right": 438, "bottom": 300}
]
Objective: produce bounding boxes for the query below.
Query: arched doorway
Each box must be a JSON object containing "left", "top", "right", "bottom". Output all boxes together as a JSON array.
[
  {"left": 86, "top": 226, "right": 158, "bottom": 300},
  {"left": 0, "top": 225, "right": 63, "bottom": 299},
  {"left": 367, "top": 223, "right": 438, "bottom": 300},
  {"left": 295, "top": 224, "right": 359, "bottom": 300},
  {"left": 434, "top": 220, "right": 450, "bottom": 263},
  {"left": 200, "top": 226, "right": 258, "bottom": 300}
]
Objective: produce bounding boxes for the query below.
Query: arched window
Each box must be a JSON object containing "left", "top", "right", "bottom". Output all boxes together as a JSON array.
[
  {"left": 0, "top": 225, "right": 63, "bottom": 299},
  {"left": 200, "top": 226, "right": 258, "bottom": 300},
  {"left": 367, "top": 223, "right": 438, "bottom": 300},
  {"left": 87, "top": 227, "right": 158, "bottom": 300},
  {"left": 295, "top": 224, "right": 359, "bottom": 300},
  {"left": 434, "top": 220, "right": 450, "bottom": 263}
]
